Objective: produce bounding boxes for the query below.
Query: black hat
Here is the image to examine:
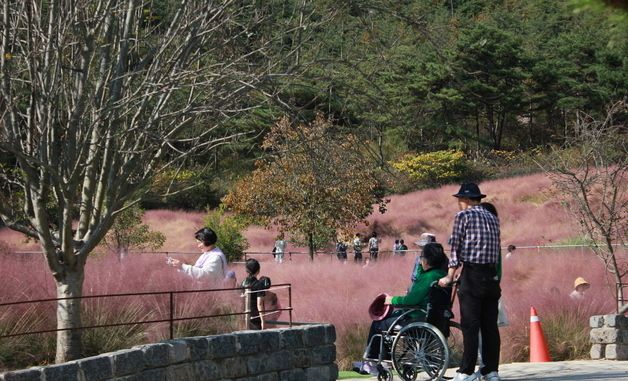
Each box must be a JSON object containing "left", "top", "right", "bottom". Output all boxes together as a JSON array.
[{"left": 453, "top": 183, "right": 486, "bottom": 199}]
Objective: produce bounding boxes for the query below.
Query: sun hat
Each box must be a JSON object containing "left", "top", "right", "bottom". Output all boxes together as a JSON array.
[
  {"left": 368, "top": 293, "right": 394, "bottom": 321},
  {"left": 452, "top": 183, "right": 486, "bottom": 199},
  {"left": 414, "top": 233, "right": 436, "bottom": 247},
  {"left": 574, "top": 277, "right": 590, "bottom": 289}
]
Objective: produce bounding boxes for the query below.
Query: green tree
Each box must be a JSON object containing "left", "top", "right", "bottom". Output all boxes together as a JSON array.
[
  {"left": 204, "top": 208, "right": 249, "bottom": 263},
  {"left": 103, "top": 205, "right": 165, "bottom": 261},
  {"left": 224, "top": 115, "right": 387, "bottom": 259}
]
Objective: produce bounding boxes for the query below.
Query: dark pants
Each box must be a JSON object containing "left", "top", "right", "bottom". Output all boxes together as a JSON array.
[
  {"left": 370, "top": 248, "right": 379, "bottom": 261},
  {"left": 458, "top": 263, "right": 501, "bottom": 376},
  {"left": 354, "top": 251, "right": 362, "bottom": 263}
]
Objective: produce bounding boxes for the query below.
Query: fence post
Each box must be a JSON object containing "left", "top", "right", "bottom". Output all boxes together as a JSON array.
[
  {"left": 288, "top": 285, "right": 293, "bottom": 328},
  {"left": 169, "top": 292, "right": 174, "bottom": 340},
  {"left": 244, "top": 286, "right": 252, "bottom": 330}
]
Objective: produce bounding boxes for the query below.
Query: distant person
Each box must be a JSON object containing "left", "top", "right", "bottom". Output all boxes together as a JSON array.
[
  {"left": 353, "top": 233, "right": 363, "bottom": 263},
  {"left": 274, "top": 234, "right": 287, "bottom": 263},
  {"left": 411, "top": 233, "right": 437, "bottom": 282},
  {"left": 336, "top": 240, "right": 348, "bottom": 262},
  {"left": 438, "top": 183, "right": 501, "bottom": 381},
  {"left": 224, "top": 270, "right": 237, "bottom": 288},
  {"left": 570, "top": 277, "right": 590, "bottom": 301},
  {"left": 167, "top": 227, "right": 227, "bottom": 283},
  {"left": 241, "top": 258, "right": 272, "bottom": 330},
  {"left": 398, "top": 239, "right": 408, "bottom": 256},
  {"left": 505, "top": 245, "right": 517, "bottom": 260},
  {"left": 393, "top": 239, "right": 400, "bottom": 256},
  {"left": 368, "top": 232, "right": 379, "bottom": 261}
]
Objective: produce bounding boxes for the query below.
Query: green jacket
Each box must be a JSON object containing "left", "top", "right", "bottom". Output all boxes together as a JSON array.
[{"left": 391, "top": 267, "right": 446, "bottom": 320}]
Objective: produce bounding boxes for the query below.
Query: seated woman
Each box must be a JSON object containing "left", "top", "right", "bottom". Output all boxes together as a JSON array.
[{"left": 359, "top": 243, "right": 448, "bottom": 371}]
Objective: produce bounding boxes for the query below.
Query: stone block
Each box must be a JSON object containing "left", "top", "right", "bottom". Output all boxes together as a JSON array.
[
  {"left": 279, "top": 329, "right": 303, "bottom": 350},
  {"left": 217, "top": 357, "right": 247, "bottom": 379},
  {"left": 2, "top": 368, "right": 44, "bottom": 381},
  {"left": 207, "top": 334, "right": 236, "bottom": 359},
  {"left": 138, "top": 343, "right": 170, "bottom": 368},
  {"left": 603, "top": 314, "right": 628, "bottom": 329},
  {"left": 185, "top": 337, "right": 209, "bottom": 361},
  {"left": 78, "top": 355, "right": 113, "bottom": 381},
  {"left": 590, "top": 328, "right": 621, "bottom": 344},
  {"left": 305, "top": 365, "right": 336, "bottom": 381},
  {"left": 291, "top": 348, "right": 310, "bottom": 368},
  {"left": 323, "top": 325, "right": 337, "bottom": 344},
  {"left": 590, "top": 315, "right": 604, "bottom": 328},
  {"left": 166, "top": 364, "right": 193, "bottom": 380},
  {"left": 303, "top": 325, "right": 326, "bottom": 347},
  {"left": 310, "top": 345, "right": 336, "bottom": 365},
  {"left": 605, "top": 344, "right": 628, "bottom": 360},
  {"left": 166, "top": 340, "right": 190, "bottom": 364},
  {"left": 42, "top": 362, "right": 80, "bottom": 381},
  {"left": 246, "top": 354, "right": 274, "bottom": 374},
  {"left": 590, "top": 343, "right": 605, "bottom": 359},
  {"left": 193, "top": 360, "right": 220, "bottom": 380},
  {"left": 111, "top": 348, "right": 145, "bottom": 376},
  {"left": 234, "top": 331, "right": 261, "bottom": 355},
  {"left": 134, "top": 368, "right": 167, "bottom": 381},
  {"left": 259, "top": 330, "right": 281, "bottom": 352},
  {"left": 278, "top": 368, "right": 306, "bottom": 381},
  {"left": 269, "top": 350, "right": 295, "bottom": 370}
]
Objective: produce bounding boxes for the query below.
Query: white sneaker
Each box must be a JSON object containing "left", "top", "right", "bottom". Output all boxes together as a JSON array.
[
  {"left": 482, "top": 371, "right": 500, "bottom": 381},
  {"left": 453, "top": 372, "right": 480, "bottom": 381}
]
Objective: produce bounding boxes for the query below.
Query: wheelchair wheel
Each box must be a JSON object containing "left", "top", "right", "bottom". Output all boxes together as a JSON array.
[
  {"left": 377, "top": 368, "right": 394, "bottom": 381},
  {"left": 447, "top": 321, "right": 463, "bottom": 369},
  {"left": 391, "top": 322, "right": 449, "bottom": 381}
]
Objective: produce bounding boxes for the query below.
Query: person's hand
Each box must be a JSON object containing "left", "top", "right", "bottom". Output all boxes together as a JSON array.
[
  {"left": 438, "top": 275, "right": 453, "bottom": 287},
  {"left": 168, "top": 258, "right": 184, "bottom": 269},
  {"left": 384, "top": 296, "right": 393, "bottom": 305}
]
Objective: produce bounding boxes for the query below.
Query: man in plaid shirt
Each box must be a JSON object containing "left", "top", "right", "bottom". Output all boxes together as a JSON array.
[{"left": 439, "top": 183, "right": 501, "bottom": 381}]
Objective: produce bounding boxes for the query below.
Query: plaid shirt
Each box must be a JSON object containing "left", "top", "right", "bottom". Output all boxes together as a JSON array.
[{"left": 448, "top": 205, "right": 500, "bottom": 268}]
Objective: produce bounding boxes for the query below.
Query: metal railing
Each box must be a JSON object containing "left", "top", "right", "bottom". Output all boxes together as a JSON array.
[{"left": 0, "top": 284, "right": 293, "bottom": 340}]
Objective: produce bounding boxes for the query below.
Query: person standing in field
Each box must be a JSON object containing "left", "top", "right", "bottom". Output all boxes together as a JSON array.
[
  {"left": 167, "top": 227, "right": 227, "bottom": 283},
  {"left": 368, "top": 232, "right": 379, "bottom": 261},
  {"left": 241, "top": 258, "right": 272, "bottom": 330},
  {"left": 439, "top": 183, "right": 501, "bottom": 381},
  {"left": 353, "top": 233, "right": 363, "bottom": 263},
  {"left": 274, "top": 233, "right": 287, "bottom": 264}
]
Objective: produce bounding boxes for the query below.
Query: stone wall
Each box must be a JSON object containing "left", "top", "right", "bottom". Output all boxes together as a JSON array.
[
  {"left": 0, "top": 324, "right": 337, "bottom": 381},
  {"left": 590, "top": 314, "right": 628, "bottom": 360}
]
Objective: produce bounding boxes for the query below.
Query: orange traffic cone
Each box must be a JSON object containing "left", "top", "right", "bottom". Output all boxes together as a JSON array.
[{"left": 529, "top": 306, "right": 551, "bottom": 362}]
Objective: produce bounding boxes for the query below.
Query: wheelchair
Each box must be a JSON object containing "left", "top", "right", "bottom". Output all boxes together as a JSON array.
[{"left": 362, "top": 283, "right": 462, "bottom": 381}]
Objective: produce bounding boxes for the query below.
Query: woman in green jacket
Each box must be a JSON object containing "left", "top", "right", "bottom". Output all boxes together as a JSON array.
[{"left": 362, "top": 243, "right": 448, "bottom": 362}]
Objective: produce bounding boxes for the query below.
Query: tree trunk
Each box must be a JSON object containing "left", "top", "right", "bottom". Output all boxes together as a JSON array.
[
  {"left": 55, "top": 269, "right": 84, "bottom": 363},
  {"left": 308, "top": 233, "right": 314, "bottom": 261}
]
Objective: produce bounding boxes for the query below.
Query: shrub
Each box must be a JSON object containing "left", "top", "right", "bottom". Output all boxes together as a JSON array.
[
  {"left": 391, "top": 150, "right": 466, "bottom": 186},
  {"left": 204, "top": 207, "right": 249, "bottom": 263}
]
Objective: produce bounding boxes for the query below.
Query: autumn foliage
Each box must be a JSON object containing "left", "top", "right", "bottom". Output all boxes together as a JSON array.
[{"left": 224, "top": 115, "right": 387, "bottom": 258}]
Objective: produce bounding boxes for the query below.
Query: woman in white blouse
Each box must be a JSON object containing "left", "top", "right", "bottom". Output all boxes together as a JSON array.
[{"left": 168, "top": 227, "right": 227, "bottom": 282}]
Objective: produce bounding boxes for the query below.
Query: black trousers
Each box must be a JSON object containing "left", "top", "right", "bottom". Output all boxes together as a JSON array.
[{"left": 458, "top": 262, "right": 501, "bottom": 376}]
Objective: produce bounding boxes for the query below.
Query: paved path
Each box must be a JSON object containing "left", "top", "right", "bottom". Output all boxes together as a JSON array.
[{"left": 341, "top": 360, "right": 628, "bottom": 380}]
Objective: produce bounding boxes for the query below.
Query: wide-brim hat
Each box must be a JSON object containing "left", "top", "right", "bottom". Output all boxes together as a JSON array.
[
  {"left": 368, "top": 293, "right": 394, "bottom": 321},
  {"left": 414, "top": 233, "right": 436, "bottom": 247},
  {"left": 453, "top": 183, "right": 486, "bottom": 199},
  {"left": 574, "top": 277, "right": 590, "bottom": 289}
]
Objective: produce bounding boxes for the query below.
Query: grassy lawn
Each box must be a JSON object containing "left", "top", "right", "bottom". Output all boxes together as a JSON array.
[{"left": 338, "top": 370, "right": 373, "bottom": 379}]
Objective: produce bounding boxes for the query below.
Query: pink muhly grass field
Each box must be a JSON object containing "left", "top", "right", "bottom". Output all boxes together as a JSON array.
[{"left": 0, "top": 171, "right": 623, "bottom": 370}]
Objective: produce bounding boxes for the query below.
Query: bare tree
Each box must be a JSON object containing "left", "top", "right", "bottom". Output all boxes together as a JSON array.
[
  {"left": 0, "top": 0, "right": 313, "bottom": 362},
  {"left": 539, "top": 100, "right": 627, "bottom": 312}
]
